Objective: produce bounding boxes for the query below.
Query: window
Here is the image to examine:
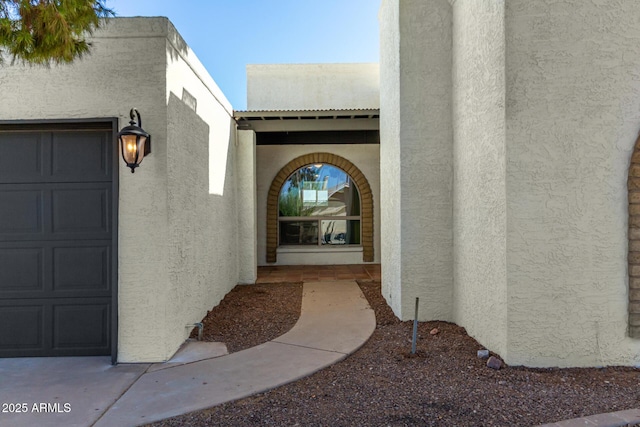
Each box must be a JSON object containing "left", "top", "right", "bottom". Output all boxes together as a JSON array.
[
  {"left": 278, "top": 164, "right": 361, "bottom": 246},
  {"left": 266, "top": 152, "right": 374, "bottom": 263}
]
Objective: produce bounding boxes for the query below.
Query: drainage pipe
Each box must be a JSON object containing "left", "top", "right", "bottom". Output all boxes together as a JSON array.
[{"left": 186, "top": 322, "right": 204, "bottom": 341}]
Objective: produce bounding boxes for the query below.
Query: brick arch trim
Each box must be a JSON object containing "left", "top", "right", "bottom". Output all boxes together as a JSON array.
[
  {"left": 266, "top": 153, "right": 374, "bottom": 263},
  {"left": 629, "top": 134, "right": 640, "bottom": 338}
]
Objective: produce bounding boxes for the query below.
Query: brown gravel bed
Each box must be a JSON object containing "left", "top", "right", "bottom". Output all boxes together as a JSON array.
[
  {"left": 190, "top": 282, "right": 303, "bottom": 353},
  {"left": 153, "top": 280, "right": 640, "bottom": 427}
]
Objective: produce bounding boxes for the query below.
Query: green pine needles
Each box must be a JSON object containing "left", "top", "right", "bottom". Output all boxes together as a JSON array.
[{"left": 0, "top": 0, "right": 114, "bottom": 65}]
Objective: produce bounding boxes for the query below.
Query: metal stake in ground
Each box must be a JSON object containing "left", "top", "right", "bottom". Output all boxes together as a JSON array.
[{"left": 411, "top": 297, "right": 419, "bottom": 354}]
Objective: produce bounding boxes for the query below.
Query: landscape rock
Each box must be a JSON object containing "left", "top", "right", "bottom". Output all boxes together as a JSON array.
[
  {"left": 165, "top": 279, "right": 640, "bottom": 427},
  {"left": 477, "top": 349, "right": 490, "bottom": 359},
  {"left": 487, "top": 356, "right": 502, "bottom": 370},
  {"left": 430, "top": 328, "right": 439, "bottom": 335}
]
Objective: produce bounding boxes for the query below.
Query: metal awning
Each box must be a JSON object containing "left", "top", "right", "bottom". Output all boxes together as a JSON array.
[{"left": 233, "top": 108, "right": 380, "bottom": 132}]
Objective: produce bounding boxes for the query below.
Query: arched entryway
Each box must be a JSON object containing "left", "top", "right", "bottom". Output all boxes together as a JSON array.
[
  {"left": 628, "top": 134, "right": 640, "bottom": 338},
  {"left": 266, "top": 153, "right": 374, "bottom": 263}
]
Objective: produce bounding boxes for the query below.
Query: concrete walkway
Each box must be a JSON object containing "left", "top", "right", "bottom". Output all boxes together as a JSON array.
[
  {"left": 537, "top": 409, "right": 640, "bottom": 427},
  {"left": 0, "top": 280, "right": 375, "bottom": 427},
  {"left": 2, "top": 276, "right": 638, "bottom": 427}
]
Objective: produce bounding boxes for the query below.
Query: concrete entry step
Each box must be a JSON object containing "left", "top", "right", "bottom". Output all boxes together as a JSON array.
[
  {"left": 147, "top": 341, "right": 229, "bottom": 373},
  {"left": 256, "top": 264, "right": 381, "bottom": 283}
]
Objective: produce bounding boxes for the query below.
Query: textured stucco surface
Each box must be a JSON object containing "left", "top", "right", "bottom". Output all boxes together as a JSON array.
[
  {"left": 0, "top": 18, "right": 171, "bottom": 362},
  {"left": 452, "top": 0, "right": 508, "bottom": 358},
  {"left": 246, "top": 64, "right": 379, "bottom": 111},
  {"left": 379, "top": 0, "right": 453, "bottom": 322},
  {"left": 256, "top": 144, "right": 380, "bottom": 266},
  {"left": 0, "top": 18, "right": 240, "bottom": 363},
  {"left": 162, "top": 21, "right": 238, "bottom": 362},
  {"left": 236, "top": 130, "right": 258, "bottom": 284},
  {"left": 380, "top": 0, "right": 640, "bottom": 367},
  {"left": 505, "top": 0, "right": 640, "bottom": 367},
  {"left": 379, "top": 0, "right": 403, "bottom": 317}
]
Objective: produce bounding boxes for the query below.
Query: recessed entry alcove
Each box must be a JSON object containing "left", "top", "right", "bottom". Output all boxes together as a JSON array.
[{"left": 266, "top": 153, "right": 374, "bottom": 264}]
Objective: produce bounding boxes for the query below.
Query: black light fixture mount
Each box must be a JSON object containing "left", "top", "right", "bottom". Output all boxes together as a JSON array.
[{"left": 118, "top": 108, "right": 151, "bottom": 173}]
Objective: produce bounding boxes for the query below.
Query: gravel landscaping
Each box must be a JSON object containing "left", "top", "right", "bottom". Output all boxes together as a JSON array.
[{"left": 149, "top": 280, "right": 640, "bottom": 427}]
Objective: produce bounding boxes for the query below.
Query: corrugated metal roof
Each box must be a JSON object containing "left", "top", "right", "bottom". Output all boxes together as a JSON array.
[
  {"left": 233, "top": 108, "right": 380, "bottom": 132},
  {"left": 234, "top": 108, "right": 379, "bottom": 120},
  {"left": 234, "top": 108, "right": 379, "bottom": 113}
]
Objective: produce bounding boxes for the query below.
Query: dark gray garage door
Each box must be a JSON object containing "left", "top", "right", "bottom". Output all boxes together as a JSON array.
[{"left": 0, "top": 122, "right": 116, "bottom": 357}]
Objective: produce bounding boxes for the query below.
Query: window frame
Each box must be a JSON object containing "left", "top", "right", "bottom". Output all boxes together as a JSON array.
[
  {"left": 266, "top": 152, "right": 374, "bottom": 263},
  {"left": 277, "top": 163, "right": 363, "bottom": 248}
]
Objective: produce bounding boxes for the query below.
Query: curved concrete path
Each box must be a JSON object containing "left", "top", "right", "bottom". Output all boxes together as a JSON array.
[{"left": 0, "top": 281, "right": 375, "bottom": 427}]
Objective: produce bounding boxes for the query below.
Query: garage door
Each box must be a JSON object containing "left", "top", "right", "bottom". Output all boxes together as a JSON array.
[{"left": 0, "top": 122, "right": 116, "bottom": 357}]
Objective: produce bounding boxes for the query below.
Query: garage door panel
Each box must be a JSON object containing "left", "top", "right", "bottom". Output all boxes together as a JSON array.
[
  {"left": 53, "top": 302, "right": 110, "bottom": 351},
  {"left": 52, "top": 132, "right": 111, "bottom": 181},
  {"left": 0, "top": 298, "right": 110, "bottom": 356},
  {"left": 0, "top": 305, "right": 43, "bottom": 350},
  {"left": 52, "top": 186, "right": 110, "bottom": 235},
  {"left": 0, "top": 248, "right": 44, "bottom": 292},
  {"left": 54, "top": 245, "right": 110, "bottom": 292},
  {"left": 0, "top": 241, "right": 110, "bottom": 299},
  {"left": 0, "top": 126, "right": 115, "bottom": 358},
  {"left": 0, "top": 189, "right": 43, "bottom": 235},
  {"left": 0, "top": 133, "right": 46, "bottom": 182}
]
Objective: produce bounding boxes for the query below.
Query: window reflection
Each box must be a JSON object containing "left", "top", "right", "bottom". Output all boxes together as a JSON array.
[
  {"left": 321, "top": 220, "right": 361, "bottom": 245},
  {"left": 278, "top": 164, "right": 361, "bottom": 246},
  {"left": 279, "top": 221, "right": 318, "bottom": 245},
  {"left": 279, "top": 164, "right": 360, "bottom": 217}
]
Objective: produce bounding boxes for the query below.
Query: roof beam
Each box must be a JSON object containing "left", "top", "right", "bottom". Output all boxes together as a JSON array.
[{"left": 237, "top": 117, "right": 379, "bottom": 132}]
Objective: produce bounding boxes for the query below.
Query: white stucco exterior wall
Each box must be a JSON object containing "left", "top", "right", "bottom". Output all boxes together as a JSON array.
[
  {"left": 451, "top": 0, "right": 508, "bottom": 359},
  {"left": 504, "top": 0, "right": 640, "bottom": 367},
  {"left": 381, "top": 0, "right": 640, "bottom": 367},
  {"left": 0, "top": 18, "right": 171, "bottom": 361},
  {"left": 162, "top": 22, "right": 239, "bottom": 361},
  {"left": 246, "top": 64, "right": 379, "bottom": 110},
  {"left": 256, "top": 144, "right": 380, "bottom": 266},
  {"left": 379, "top": 0, "right": 454, "bottom": 322},
  {"left": 379, "top": 0, "right": 403, "bottom": 316},
  {"left": 0, "top": 18, "right": 241, "bottom": 363},
  {"left": 237, "top": 130, "right": 258, "bottom": 283}
]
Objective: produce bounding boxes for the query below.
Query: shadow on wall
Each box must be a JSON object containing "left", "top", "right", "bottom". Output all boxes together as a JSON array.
[
  {"left": 165, "top": 22, "right": 233, "bottom": 196},
  {"left": 165, "top": 93, "right": 239, "bottom": 351},
  {"left": 167, "top": 22, "right": 189, "bottom": 63},
  {"left": 166, "top": 90, "right": 232, "bottom": 196}
]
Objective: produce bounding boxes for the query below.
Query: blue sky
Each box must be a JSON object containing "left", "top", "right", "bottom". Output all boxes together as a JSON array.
[{"left": 108, "top": 0, "right": 381, "bottom": 109}]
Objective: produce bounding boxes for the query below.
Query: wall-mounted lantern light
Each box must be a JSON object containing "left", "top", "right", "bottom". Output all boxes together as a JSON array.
[{"left": 118, "top": 108, "right": 151, "bottom": 173}]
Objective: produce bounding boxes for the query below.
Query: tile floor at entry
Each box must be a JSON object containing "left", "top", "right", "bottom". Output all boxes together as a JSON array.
[{"left": 257, "top": 264, "right": 381, "bottom": 283}]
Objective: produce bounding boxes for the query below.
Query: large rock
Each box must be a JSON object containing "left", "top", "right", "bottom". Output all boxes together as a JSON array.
[
  {"left": 487, "top": 356, "right": 502, "bottom": 370},
  {"left": 477, "top": 349, "right": 490, "bottom": 359}
]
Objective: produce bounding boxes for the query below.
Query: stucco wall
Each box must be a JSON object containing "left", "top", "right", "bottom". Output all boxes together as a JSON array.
[
  {"left": 0, "top": 18, "right": 241, "bottom": 363},
  {"left": 256, "top": 144, "right": 380, "bottom": 266},
  {"left": 504, "top": 0, "right": 640, "bottom": 367},
  {"left": 246, "top": 64, "right": 379, "bottom": 110},
  {"left": 237, "top": 130, "right": 258, "bottom": 283},
  {"left": 379, "top": 0, "right": 403, "bottom": 316},
  {"left": 452, "top": 1, "right": 508, "bottom": 358},
  {"left": 162, "top": 22, "right": 239, "bottom": 361},
  {"left": 383, "top": 0, "right": 640, "bottom": 367},
  {"left": 379, "top": 0, "right": 453, "bottom": 322},
  {"left": 0, "top": 18, "right": 171, "bottom": 361}
]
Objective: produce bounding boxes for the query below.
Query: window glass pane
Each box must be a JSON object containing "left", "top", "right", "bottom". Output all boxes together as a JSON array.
[
  {"left": 279, "top": 221, "right": 318, "bottom": 245},
  {"left": 279, "top": 164, "right": 360, "bottom": 217},
  {"left": 321, "top": 220, "right": 361, "bottom": 245}
]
